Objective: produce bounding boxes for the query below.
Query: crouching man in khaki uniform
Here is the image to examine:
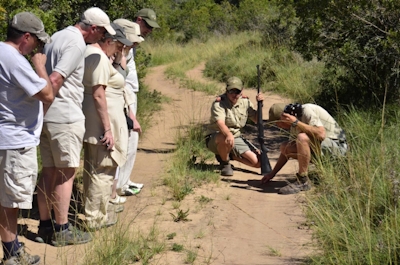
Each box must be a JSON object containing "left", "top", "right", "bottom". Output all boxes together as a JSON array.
[{"left": 205, "top": 76, "right": 264, "bottom": 176}]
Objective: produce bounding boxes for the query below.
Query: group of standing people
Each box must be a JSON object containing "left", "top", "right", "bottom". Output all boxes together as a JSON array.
[{"left": 0, "top": 6, "right": 159, "bottom": 265}]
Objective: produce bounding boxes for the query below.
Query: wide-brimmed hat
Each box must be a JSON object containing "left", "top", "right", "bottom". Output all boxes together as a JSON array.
[
  {"left": 226, "top": 76, "right": 243, "bottom": 91},
  {"left": 11, "top": 12, "right": 51, "bottom": 44},
  {"left": 81, "top": 7, "right": 116, "bottom": 35},
  {"left": 268, "top": 103, "right": 286, "bottom": 121},
  {"left": 113, "top": 19, "right": 144, "bottom": 44},
  {"left": 135, "top": 8, "right": 160, "bottom": 28}
]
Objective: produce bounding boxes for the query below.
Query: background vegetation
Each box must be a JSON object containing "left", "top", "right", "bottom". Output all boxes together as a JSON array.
[{"left": 3, "top": 0, "right": 400, "bottom": 264}]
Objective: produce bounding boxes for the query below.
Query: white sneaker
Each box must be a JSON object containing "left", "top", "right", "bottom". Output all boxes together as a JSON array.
[
  {"left": 109, "top": 194, "right": 127, "bottom": 204},
  {"left": 127, "top": 180, "right": 144, "bottom": 189}
]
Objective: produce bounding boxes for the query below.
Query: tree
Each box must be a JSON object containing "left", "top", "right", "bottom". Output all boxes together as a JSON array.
[{"left": 289, "top": 0, "right": 400, "bottom": 111}]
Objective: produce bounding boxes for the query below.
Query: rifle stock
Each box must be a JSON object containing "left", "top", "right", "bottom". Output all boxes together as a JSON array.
[{"left": 257, "top": 65, "right": 272, "bottom": 175}]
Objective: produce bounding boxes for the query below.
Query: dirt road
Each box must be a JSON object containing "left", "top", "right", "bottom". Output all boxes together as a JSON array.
[{"left": 14, "top": 63, "right": 312, "bottom": 265}]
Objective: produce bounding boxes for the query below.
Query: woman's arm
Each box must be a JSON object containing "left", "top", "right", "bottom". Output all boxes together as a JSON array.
[{"left": 92, "top": 84, "right": 114, "bottom": 150}]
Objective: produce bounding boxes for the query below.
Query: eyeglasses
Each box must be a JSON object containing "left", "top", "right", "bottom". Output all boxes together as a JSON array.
[{"left": 227, "top": 89, "right": 242, "bottom": 95}]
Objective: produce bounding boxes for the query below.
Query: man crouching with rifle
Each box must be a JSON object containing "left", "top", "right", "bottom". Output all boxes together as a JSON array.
[{"left": 205, "top": 76, "right": 265, "bottom": 176}]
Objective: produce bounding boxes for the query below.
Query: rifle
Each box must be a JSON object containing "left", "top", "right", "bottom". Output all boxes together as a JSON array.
[{"left": 256, "top": 65, "right": 272, "bottom": 175}]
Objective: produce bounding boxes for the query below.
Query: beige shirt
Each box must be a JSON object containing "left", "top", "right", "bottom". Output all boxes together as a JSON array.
[
  {"left": 206, "top": 94, "right": 257, "bottom": 137},
  {"left": 82, "top": 45, "right": 128, "bottom": 167},
  {"left": 290, "top": 103, "right": 346, "bottom": 141}
]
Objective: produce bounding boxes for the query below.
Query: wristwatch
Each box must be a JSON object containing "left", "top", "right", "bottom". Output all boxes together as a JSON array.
[{"left": 291, "top": 119, "right": 299, "bottom": 127}]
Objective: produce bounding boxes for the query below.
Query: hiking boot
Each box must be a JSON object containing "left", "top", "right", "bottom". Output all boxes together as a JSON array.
[
  {"left": 278, "top": 174, "right": 311, "bottom": 195},
  {"left": 2, "top": 243, "right": 40, "bottom": 265},
  {"left": 52, "top": 224, "right": 92, "bottom": 247},
  {"left": 124, "top": 187, "right": 141, "bottom": 196},
  {"left": 220, "top": 161, "right": 233, "bottom": 176},
  {"left": 35, "top": 226, "right": 54, "bottom": 244}
]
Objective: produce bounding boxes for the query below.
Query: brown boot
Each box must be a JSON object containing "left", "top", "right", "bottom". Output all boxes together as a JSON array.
[
  {"left": 278, "top": 173, "right": 311, "bottom": 194},
  {"left": 220, "top": 161, "right": 233, "bottom": 176}
]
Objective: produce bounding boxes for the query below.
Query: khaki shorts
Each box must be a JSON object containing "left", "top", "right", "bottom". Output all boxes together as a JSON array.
[
  {"left": 206, "top": 133, "right": 250, "bottom": 156},
  {"left": 40, "top": 120, "right": 85, "bottom": 168},
  {"left": 321, "top": 138, "right": 348, "bottom": 156},
  {"left": 0, "top": 147, "right": 37, "bottom": 209}
]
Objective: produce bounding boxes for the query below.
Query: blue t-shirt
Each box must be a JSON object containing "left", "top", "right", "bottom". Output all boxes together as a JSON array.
[{"left": 0, "top": 42, "right": 47, "bottom": 149}]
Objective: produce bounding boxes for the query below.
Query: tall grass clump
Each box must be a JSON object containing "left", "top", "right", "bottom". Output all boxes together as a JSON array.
[
  {"left": 204, "top": 38, "right": 324, "bottom": 102},
  {"left": 163, "top": 124, "right": 219, "bottom": 201},
  {"left": 306, "top": 106, "right": 400, "bottom": 264},
  {"left": 82, "top": 222, "right": 166, "bottom": 265}
]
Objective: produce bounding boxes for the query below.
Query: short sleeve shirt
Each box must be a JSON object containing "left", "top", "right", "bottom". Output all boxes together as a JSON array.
[
  {"left": 43, "top": 26, "right": 86, "bottom": 123},
  {"left": 207, "top": 94, "right": 257, "bottom": 137},
  {"left": 291, "top": 104, "right": 346, "bottom": 140},
  {"left": 0, "top": 42, "right": 47, "bottom": 149}
]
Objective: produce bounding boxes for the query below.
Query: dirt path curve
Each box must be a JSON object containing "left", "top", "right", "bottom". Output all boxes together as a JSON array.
[
  {"left": 15, "top": 63, "right": 312, "bottom": 265},
  {"left": 123, "top": 63, "right": 313, "bottom": 264}
]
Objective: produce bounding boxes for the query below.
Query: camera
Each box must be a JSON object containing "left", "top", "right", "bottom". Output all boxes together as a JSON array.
[{"left": 284, "top": 103, "right": 303, "bottom": 118}]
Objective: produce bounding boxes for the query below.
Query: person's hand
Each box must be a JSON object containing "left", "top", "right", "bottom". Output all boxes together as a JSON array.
[
  {"left": 101, "top": 130, "right": 114, "bottom": 150},
  {"left": 130, "top": 114, "right": 142, "bottom": 134},
  {"left": 261, "top": 172, "right": 275, "bottom": 184},
  {"left": 225, "top": 133, "right": 235, "bottom": 148},
  {"left": 281, "top": 113, "right": 297, "bottom": 124},
  {"left": 256, "top": 93, "right": 264, "bottom": 102},
  {"left": 31, "top": 53, "right": 47, "bottom": 69}
]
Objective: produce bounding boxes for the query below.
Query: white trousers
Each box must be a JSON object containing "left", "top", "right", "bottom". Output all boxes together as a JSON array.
[{"left": 116, "top": 92, "right": 139, "bottom": 193}]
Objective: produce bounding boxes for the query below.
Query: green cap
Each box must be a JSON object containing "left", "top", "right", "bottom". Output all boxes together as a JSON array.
[
  {"left": 268, "top": 103, "right": 286, "bottom": 121},
  {"left": 135, "top": 8, "right": 160, "bottom": 28},
  {"left": 226, "top": 76, "right": 243, "bottom": 91}
]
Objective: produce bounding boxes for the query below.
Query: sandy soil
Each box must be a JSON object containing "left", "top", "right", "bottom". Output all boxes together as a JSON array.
[{"left": 10, "top": 63, "right": 313, "bottom": 265}]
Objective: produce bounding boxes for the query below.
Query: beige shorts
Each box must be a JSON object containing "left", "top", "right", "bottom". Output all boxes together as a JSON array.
[
  {"left": 206, "top": 133, "right": 251, "bottom": 156},
  {"left": 0, "top": 147, "right": 37, "bottom": 209},
  {"left": 40, "top": 120, "right": 85, "bottom": 168}
]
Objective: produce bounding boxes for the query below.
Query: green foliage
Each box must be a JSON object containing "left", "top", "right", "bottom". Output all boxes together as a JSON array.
[
  {"left": 289, "top": 0, "right": 400, "bottom": 111},
  {"left": 170, "top": 208, "right": 190, "bottom": 222},
  {"left": 172, "top": 243, "right": 184, "bottom": 252}
]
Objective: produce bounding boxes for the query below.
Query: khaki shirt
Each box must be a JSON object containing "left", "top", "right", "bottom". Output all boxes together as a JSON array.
[
  {"left": 290, "top": 103, "right": 346, "bottom": 141},
  {"left": 206, "top": 94, "right": 257, "bottom": 137}
]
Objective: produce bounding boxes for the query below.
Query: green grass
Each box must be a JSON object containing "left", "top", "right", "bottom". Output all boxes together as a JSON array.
[
  {"left": 144, "top": 32, "right": 324, "bottom": 101},
  {"left": 163, "top": 124, "right": 219, "bottom": 201},
  {"left": 305, "top": 106, "right": 400, "bottom": 264}
]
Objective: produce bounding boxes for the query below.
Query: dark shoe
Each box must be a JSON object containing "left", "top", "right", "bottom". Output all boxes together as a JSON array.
[
  {"left": 220, "top": 162, "right": 233, "bottom": 176},
  {"left": 35, "top": 226, "right": 54, "bottom": 244},
  {"left": 52, "top": 224, "right": 92, "bottom": 246},
  {"left": 2, "top": 243, "right": 40, "bottom": 265},
  {"left": 278, "top": 174, "right": 311, "bottom": 195}
]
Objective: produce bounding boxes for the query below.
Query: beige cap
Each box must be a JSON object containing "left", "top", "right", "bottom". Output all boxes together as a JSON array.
[
  {"left": 269, "top": 103, "right": 286, "bottom": 121},
  {"left": 11, "top": 12, "right": 51, "bottom": 43},
  {"left": 81, "top": 7, "right": 116, "bottom": 35},
  {"left": 113, "top": 19, "right": 144, "bottom": 44},
  {"left": 226, "top": 76, "right": 243, "bottom": 91}
]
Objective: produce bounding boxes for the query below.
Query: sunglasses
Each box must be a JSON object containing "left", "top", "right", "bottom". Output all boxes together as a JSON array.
[{"left": 227, "top": 89, "right": 242, "bottom": 95}]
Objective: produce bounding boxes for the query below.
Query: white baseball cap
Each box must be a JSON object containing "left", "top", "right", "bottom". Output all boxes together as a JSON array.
[{"left": 81, "top": 7, "right": 116, "bottom": 35}]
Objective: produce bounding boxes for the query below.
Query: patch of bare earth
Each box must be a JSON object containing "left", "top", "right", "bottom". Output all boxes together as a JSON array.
[{"left": 11, "top": 63, "right": 313, "bottom": 265}]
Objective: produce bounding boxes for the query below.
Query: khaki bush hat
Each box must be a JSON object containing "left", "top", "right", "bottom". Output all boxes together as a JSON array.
[
  {"left": 81, "top": 7, "right": 116, "bottom": 35},
  {"left": 113, "top": 19, "right": 144, "bottom": 44},
  {"left": 104, "top": 23, "right": 132, "bottom": 46},
  {"left": 135, "top": 8, "right": 160, "bottom": 28},
  {"left": 11, "top": 12, "right": 51, "bottom": 43},
  {"left": 226, "top": 76, "right": 243, "bottom": 91},
  {"left": 269, "top": 103, "right": 286, "bottom": 121}
]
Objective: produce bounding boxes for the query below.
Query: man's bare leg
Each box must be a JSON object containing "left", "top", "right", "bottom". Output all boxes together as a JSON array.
[
  {"left": 37, "top": 167, "right": 57, "bottom": 221},
  {"left": 296, "top": 133, "right": 311, "bottom": 175}
]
